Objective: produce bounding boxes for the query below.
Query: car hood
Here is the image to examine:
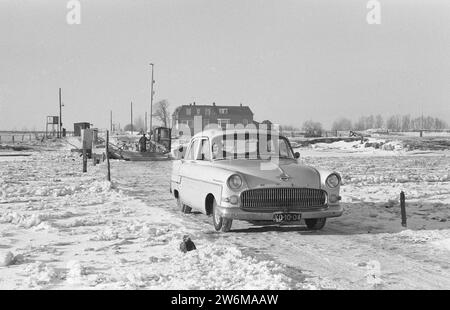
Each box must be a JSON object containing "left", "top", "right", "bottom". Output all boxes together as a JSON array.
[{"left": 213, "top": 159, "right": 321, "bottom": 188}]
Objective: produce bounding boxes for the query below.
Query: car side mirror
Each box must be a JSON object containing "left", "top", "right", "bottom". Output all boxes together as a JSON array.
[{"left": 294, "top": 152, "right": 300, "bottom": 159}]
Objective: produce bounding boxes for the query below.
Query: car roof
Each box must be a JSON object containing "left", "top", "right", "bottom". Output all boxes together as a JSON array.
[{"left": 192, "top": 128, "right": 286, "bottom": 140}]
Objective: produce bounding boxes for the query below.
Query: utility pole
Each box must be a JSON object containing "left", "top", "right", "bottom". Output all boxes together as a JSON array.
[
  {"left": 131, "top": 101, "right": 133, "bottom": 134},
  {"left": 421, "top": 107, "right": 424, "bottom": 137},
  {"left": 110, "top": 110, "right": 113, "bottom": 132},
  {"left": 149, "top": 63, "right": 154, "bottom": 135},
  {"left": 59, "top": 88, "right": 62, "bottom": 138},
  {"left": 421, "top": 110, "right": 424, "bottom": 130},
  {"left": 145, "top": 111, "right": 147, "bottom": 133}
]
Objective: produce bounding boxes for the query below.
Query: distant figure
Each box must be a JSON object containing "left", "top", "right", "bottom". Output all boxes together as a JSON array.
[{"left": 139, "top": 134, "right": 148, "bottom": 152}]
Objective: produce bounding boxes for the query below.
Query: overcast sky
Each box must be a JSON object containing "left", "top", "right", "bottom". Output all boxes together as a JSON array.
[{"left": 0, "top": 0, "right": 449, "bottom": 131}]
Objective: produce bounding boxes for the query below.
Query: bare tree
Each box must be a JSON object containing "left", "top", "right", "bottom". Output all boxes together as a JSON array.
[
  {"left": 153, "top": 99, "right": 170, "bottom": 128},
  {"left": 331, "top": 117, "right": 352, "bottom": 131},
  {"left": 375, "top": 114, "right": 384, "bottom": 129},
  {"left": 280, "top": 125, "right": 301, "bottom": 131},
  {"left": 124, "top": 116, "right": 145, "bottom": 133},
  {"left": 302, "top": 120, "right": 323, "bottom": 137},
  {"left": 354, "top": 116, "right": 366, "bottom": 131},
  {"left": 401, "top": 115, "right": 411, "bottom": 131},
  {"left": 386, "top": 115, "right": 401, "bottom": 131}
]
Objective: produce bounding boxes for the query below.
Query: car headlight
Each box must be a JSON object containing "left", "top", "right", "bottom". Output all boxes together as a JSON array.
[
  {"left": 326, "top": 173, "right": 340, "bottom": 188},
  {"left": 227, "top": 174, "right": 243, "bottom": 190}
]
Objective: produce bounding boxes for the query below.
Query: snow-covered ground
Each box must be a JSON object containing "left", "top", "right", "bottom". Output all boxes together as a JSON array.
[
  {"left": 0, "top": 149, "right": 290, "bottom": 289},
  {"left": 1, "top": 139, "right": 449, "bottom": 289}
]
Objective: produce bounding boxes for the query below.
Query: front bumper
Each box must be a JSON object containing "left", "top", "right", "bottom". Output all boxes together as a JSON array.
[{"left": 216, "top": 204, "right": 343, "bottom": 221}]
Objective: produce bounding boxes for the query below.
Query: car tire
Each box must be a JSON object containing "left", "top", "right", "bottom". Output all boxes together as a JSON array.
[
  {"left": 305, "top": 218, "right": 326, "bottom": 230},
  {"left": 177, "top": 196, "right": 191, "bottom": 214},
  {"left": 213, "top": 201, "right": 232, "bottom": 232}
]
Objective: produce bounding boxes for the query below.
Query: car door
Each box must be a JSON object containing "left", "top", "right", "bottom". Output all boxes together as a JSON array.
[
  {"left": 189, "top": 138, "right": 222, "bottom": 209},
  {"left": 179, "top": 138, "right": 202, "bottom": 208}
]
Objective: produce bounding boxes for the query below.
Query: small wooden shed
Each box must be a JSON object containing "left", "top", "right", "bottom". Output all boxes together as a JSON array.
[{"left": 74, "top": 122, "right": 90, "bottom": 137}]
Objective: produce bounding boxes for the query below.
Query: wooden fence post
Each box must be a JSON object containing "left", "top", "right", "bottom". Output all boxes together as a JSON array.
[
  {"left": 400, "top": 191, "right": 407, "bottom": 227},
  {"left": 82, "top": 147, "right": 87, "bottom": 173},
  {"left": 106, "top": 130, "right": 111, "bottom": 181},
  {"left": 92, "top": 131, "right": 96, "bottom": 166}
]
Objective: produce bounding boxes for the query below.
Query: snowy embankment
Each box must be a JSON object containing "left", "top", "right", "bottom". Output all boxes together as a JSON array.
[
  {"left": 294, "top": 135, "right": 450, "bottom": 155},
  {"left": 0, "top": 147, "right": 291, "bottom": 289}
]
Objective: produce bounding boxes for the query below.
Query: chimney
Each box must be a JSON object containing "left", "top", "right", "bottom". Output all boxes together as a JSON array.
[
  {"left": 212, "top": 102, "right": 216, "bottom": 106},
  {"left": 193, "top": 102, "right": 196, "bottom": 106},
  {"left": 240, "top": 103, "right": 243, "bottom": 107}
]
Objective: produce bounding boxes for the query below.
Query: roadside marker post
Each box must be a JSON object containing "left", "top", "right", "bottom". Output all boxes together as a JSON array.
[
  {"left": 92, "top": 131, "right": 97, "bottom": 166},
  {"left": 400, "top": 191, "right": 407, "bottom": 227},
  {"left": 106, "top": 130, "right": 111, "bottom": 182},
  {"left": 82, "top": 148, "right": 87, "bottom": 173},
  {"left": 81, "top": 128, "right": 92, "bottom": 173}
]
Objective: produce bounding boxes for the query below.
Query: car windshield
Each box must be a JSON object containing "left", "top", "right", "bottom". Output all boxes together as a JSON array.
[{"left": 211, "top": 133, "right": 294, "bottom": 160}]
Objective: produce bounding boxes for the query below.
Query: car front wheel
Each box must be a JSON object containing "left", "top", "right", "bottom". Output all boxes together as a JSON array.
[
  {"left": 213, "top": 201, "right": 232, "bottom": 232},
  {"left": 305, "top": 218, "right": 326, "bottom": 230}
]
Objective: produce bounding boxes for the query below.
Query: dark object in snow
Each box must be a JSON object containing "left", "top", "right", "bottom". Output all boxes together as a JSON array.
[
  {"left": 400, "top": 191, "right": 407, "bottom": 227},
  {"left": 179, "top": 235, "right": 196, "bottom": 253}
]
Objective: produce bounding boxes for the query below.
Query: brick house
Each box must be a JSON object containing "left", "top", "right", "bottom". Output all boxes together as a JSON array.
[{"left": 172, "top": 103, "right": 254, "bottom": 134}]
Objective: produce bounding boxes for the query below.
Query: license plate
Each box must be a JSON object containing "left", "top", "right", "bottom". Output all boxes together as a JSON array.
[{"left": 273, "top": 213, "right": 301, "bottom": 223}]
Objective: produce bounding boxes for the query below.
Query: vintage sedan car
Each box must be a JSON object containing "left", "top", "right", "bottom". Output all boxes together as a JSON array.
[{"left": 170, "top": 129, "right": 343, "bottom": 232}]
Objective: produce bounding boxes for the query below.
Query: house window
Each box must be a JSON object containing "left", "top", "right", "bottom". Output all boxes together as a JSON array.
[
  {"left": 219, "top": 108, "right": 228, "bottom": 114},
  {"left": 243, "top": 119, "right": 248, "bottom": 126},
  {"left": 217, "top": 119, "right": 230, "bottom": 129},
  {"left": 197, "top": 108, "right": 201, "bottom": 115},
  {"left": 205, "top": 108, "right": 211, "bottom": 117},
  {"left": 186, "top": 108, "right": 191, "bottom": 116}
]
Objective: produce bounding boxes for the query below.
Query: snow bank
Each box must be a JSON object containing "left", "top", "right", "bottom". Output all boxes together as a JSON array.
[
  {"left": 140, "top": 241, "right": 290, "bottom": 290},
  {"left": 25, "top": 262, "right": 61, "bottom": 287},
  {"left": 431, "top": 238, "right": 450, "bottom": 252},
  {"left": 309, "top": 138, "right": 404, "bottom": 154}
]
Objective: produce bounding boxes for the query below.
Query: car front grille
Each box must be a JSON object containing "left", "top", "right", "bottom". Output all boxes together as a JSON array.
[{"left": 240, "top": 187, "right": 327, "bottom": 212}]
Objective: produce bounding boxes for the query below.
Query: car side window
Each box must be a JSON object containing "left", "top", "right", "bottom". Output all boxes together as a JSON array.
[
  {"left": 184, "top": 141, "right": 195, "bottom": 160},
  {"left": 185, "top": 140, "right": 198, "bottom": 160},
  {"left": 183, "top": 143, "right": 192, "bottom": 160},
  {"left": 279, "top": 139, "right": 289, "bottom": 157},
  {"left": 197, "top": 139, "right": 211, "bottom": 161}
]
